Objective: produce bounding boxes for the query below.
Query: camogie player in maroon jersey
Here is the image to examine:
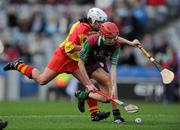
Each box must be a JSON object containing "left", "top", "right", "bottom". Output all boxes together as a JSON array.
[{"left": 75, "top": 22, "right": 141, "bottom": 124}]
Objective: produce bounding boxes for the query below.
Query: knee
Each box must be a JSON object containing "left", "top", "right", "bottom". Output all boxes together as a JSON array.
[
  {"left": 103, "top": 76, "right": 111, "bottom": 87},
  {"left": 38, "top": 79, "right": 48, "bottom": 85}
]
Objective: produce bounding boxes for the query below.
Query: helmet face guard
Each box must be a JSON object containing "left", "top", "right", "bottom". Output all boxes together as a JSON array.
[
  {"left": 103, "top": 35, "right": 118, "bottom": 45},
  {"left": 102, "top": 35, "right": 118, "bottom": 45}
]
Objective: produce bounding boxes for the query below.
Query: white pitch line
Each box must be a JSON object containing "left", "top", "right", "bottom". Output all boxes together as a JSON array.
[
  {"left": 0, "top": 115, "right": 86, "bottom": 118},
  {"left": 1, "top": 114, "right": 179, "bottom": 119}
]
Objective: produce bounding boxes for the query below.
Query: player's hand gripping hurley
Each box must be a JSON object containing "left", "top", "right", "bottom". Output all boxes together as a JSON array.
[
  {"left": 93, "top": 89, "right": 139, "bottom": 113},
  {"left": 138, "top": 45, "right": 174, "bottom": 84}
]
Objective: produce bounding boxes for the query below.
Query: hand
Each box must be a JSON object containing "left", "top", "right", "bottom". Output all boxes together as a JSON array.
[
  {"left": 132, "top": 39, "right": 141, "bottom": 47},
  {"left": 85, "top": 84, "right": 98, "bottom": 92}
]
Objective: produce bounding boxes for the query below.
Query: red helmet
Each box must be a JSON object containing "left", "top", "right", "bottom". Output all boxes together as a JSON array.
[{"left": 100, "top": 22, "right": 119, "bottom": 37}]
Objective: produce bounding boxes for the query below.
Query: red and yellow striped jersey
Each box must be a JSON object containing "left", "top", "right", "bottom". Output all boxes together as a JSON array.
[{"left": 60, "top": 21, "right": 91, "bottom": 61}]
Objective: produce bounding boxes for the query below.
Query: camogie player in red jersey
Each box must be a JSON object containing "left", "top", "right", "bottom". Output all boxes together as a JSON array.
[
  {"left": 75, "top": 22, "right": 141, "bottom": 124},
  {"left": 4, "top": 8, "right": 110, "bottom": 121}
]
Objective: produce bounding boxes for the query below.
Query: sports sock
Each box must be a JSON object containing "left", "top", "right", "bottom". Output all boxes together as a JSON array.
[
  {"left": 112, "top": 109, "right": 121, "bottom": 120},
  {"left": 17, "top": 63, "right": 33, "bottom": 79},
  {"left": 78, "top": 91, "right": 89, "bottom": 99},
  {"left": 87, "top": 98, "right": 99, "bottom": 115}
]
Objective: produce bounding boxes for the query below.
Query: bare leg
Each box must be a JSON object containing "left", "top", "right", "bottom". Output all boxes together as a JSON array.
[
  {"left": 3, "top": 59, "right": 59, "bottom": 85},
  {"left": 73, "top": 69, "right": 107, "bottom": 102},
  {"left": 90, "top": 68, "right": 124, "bottom": 123},
  {"left": 32, "top": 67, "right": 59, "bottom": 85},
  {"left": 73, "top": 69, "right": 111, "bottom": 121},
  {"left": 90, "top": 68, "right": 119, "bottom": 109}
]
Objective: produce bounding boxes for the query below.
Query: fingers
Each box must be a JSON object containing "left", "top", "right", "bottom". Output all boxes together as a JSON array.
[
  {"left": 133, "top": 39, "right": 142, "bottom": 47},
  {"left": 85, "top": 84, "right": 98, "bottom": 92}
]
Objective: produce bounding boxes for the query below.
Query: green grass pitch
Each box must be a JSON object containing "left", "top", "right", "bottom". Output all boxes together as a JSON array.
[{"left": 0, "top": 100, "right": 180, "bottom": 130}]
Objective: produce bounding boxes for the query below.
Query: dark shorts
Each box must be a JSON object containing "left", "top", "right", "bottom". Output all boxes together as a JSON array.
[{"left": 85, "top": 61, "right": 109, "bottom": 77}]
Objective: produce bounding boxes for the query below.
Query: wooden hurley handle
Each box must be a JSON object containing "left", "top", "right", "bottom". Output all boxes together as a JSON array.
[{"left": 138, "top": 45, "right": 151, "bottom": 58}]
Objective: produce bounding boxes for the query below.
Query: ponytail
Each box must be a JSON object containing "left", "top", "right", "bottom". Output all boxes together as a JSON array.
[{"left": 79, "top": 17, "right": 91, "bottom": 23}]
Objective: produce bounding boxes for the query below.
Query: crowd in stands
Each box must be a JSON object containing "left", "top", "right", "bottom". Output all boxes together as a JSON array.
[
  {"left": 0, "top": 0, "right": 179, "bottom": 102},
  {"left": 0, "top": 0, "right": 179, "bottom": 69}
]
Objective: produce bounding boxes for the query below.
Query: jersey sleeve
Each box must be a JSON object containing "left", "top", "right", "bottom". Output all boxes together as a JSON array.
[
  {"left": 111, "top": 48, "right": 120, "bottom": 65},
  {"left": 65, "top": 23, "right": 90, "bottom": 53},
  {"left": 78, "top": 41, "right": 91, "bottom": 62},
  {"left": 64, "top": 40, "right": 76, "bottom": 53},
  {"left": 111, "top": 42, "right": 121, "bottom": 65},
  {"left": 63, "top": 22, "right": 79, "bottom": 53}
]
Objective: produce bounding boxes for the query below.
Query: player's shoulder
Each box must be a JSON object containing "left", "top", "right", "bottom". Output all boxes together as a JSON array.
[
  {"left": 86, "top": 34, "right": 99, "bottom": 46},
  {"left": 78, "top": 22, "right": 91, "bottom": 32}
]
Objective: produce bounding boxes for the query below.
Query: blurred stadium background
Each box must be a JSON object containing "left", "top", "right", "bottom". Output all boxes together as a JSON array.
[{"left": 0, "top": 0, "right": 180, "bottom": 104}]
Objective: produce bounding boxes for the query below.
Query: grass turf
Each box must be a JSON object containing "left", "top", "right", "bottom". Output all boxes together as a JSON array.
[{"left": 0, "top": 100, "right": 180, "bottom": 130}]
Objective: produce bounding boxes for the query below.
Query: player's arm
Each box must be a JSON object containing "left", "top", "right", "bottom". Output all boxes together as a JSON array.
[
  {"left": 72, "top": 32, "right": 89, "bottom": 51},
  {"left": 78, "top": 42, "right": 96, "bottom": 91},
  {"left": 117, "top": 37, "right": 141, "bottom": 47},
  {"left": 110, "top": 65, "right": 117, "bottom": 97},
  {"left": 78, "top": 59, "right": 92, "bottom": 85},
  {"left": 110, "top": 49, "right": 120, "bottom": 97},
  {"left": 64, "top": 37, "right": 82, "bottom": 53},
  {"left": 73, "top": 45, "right": 82, "bottom": 51}
]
